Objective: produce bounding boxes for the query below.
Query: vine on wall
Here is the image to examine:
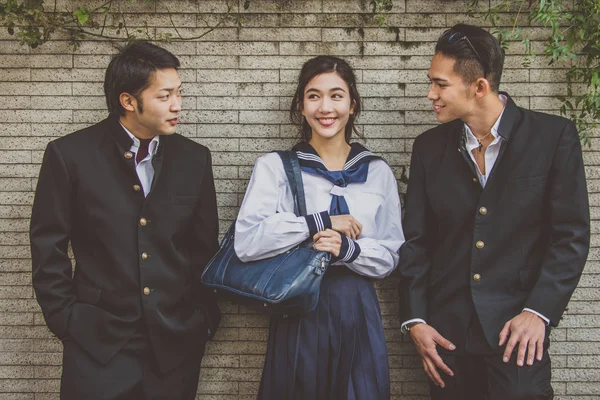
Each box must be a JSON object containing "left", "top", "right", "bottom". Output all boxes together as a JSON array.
[
  {"left": 0, "top": 0, "right": 394, "bottom": 49},
  {"left": 2, "top": 0, "right": 597, "bottom": 144},
  {"left": 0, "top": 0, "right": 244, "bottom": 49},
  {"left": 471, "top": 0, "right": 600, "bottom": 145}
]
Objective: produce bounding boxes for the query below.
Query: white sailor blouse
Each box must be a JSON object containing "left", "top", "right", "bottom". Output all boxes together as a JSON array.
[{"left": 234, "top": 143, "right": 405, "bottom": 279}]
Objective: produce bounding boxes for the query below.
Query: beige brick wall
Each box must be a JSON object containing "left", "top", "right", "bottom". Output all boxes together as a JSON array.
[{"left": 0, "top": 1, "right": 598, "bottom": 399}]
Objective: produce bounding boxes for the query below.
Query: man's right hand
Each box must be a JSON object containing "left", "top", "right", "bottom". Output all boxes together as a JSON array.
[
  {"left": 330, "top": 215, "right": 362, "bottom": 239},
  {"left": 410, "top": 323, "right": 456, "bottom": 388}
]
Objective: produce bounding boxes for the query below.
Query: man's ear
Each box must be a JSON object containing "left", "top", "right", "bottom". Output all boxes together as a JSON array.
[
  {"left": 119, "top": 92, "right": 137, "bottom": 113},
  {"left": 474, "top": 77, "right": 492, "bottom": 98}
]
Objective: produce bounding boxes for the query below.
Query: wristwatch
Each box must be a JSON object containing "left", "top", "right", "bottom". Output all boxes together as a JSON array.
[{"left": 401, "top": 321, "right": 423, "bottom": 334}]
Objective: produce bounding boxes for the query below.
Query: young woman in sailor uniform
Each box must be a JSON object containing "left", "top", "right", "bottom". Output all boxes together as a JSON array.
[{"left": 234, "top": 55, "right": 405, "bottom": 400}]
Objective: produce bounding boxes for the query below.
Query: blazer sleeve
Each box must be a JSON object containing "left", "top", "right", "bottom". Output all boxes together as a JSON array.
[
  {"left": 191, "top": 148, "right": 221, "bottom": 337},
  {"left": 524, "top": 120, "right": 590, "bottom": 326},
  {"left": 29, "top": 141, "right": 75, "bottom": 340},
  {"left": 397, "top": 138, "right": 435, "bottom": 323}
]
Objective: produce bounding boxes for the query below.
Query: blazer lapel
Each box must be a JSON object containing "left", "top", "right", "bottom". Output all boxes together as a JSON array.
[
  {"left": 456, "top": 122, "right": 480, "bottom": 182},
  {"left": 454, "top": 93, "right": 523, "bottom": 191},
  {"left": 484, "top": 93, "right": 521, "bottom": 186},
  {"left": 148, "top": 134, "right": 167, "bottom": 196}
]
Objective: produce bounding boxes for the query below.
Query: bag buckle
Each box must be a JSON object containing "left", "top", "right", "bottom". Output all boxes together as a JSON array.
[{"left": 314, "top": 256, "right": 326, "bottom": 276}]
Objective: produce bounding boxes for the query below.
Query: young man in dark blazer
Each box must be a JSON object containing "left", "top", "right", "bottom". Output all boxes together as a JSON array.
[
  {"left": 30, "top": 41, "right": 220, "bottom": 399},
  {"left": 398, "top": 24, "right": 590, "bottom": 399}
]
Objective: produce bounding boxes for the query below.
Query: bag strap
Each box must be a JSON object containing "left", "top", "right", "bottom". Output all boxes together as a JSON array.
[{"left": 276, "top": 151, "right": 307, "bottom": 217}]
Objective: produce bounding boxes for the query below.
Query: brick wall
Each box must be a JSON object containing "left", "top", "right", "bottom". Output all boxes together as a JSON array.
[{"left": 0, "top": 0, "right": 598, "bottom": 399}]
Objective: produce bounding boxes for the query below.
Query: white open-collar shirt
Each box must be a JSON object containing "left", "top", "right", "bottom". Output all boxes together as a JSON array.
[{"left": 120, "top": 123, "right": 160, "bottom": 197}]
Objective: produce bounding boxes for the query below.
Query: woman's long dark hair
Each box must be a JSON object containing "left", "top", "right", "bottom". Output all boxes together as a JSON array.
[{"left": 290, "top": 56, "right": 362, "bottom": 143}]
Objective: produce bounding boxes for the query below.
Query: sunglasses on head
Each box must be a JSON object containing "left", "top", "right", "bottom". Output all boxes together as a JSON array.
[{"left": 446, "top": 31, "right": 488, "bottom": 79}]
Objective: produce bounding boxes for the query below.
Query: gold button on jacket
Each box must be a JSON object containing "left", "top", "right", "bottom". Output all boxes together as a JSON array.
[
  {"left": 139, "top": 218, "right": 147, "bottom": 226},
  {"left": 473, "top": 273, "right": 481, "bottom": 282},
  {"left": 143, "top": 287, "right": 150, "bottom": 295},
  {"left": 476, "top": 241, "right": 485, "bottom": 249},
  {"left": 133, "top": 184, "right": 141, "bottom": 192},
  {"left": 141, "top": 252, "right": 149, "bottom": 260},
  {"left": 479, "top": 207, "right": 487, "bottom": 215},
  {"left": 124, "top": 151, "right": 133, "bottom": 159}
]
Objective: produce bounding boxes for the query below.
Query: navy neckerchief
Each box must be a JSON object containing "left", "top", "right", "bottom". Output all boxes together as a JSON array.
[{"left": 292, "top": 142, "right": 381, "bottom": 216}]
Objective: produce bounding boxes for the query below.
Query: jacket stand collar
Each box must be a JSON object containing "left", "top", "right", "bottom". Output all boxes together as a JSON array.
[
  {"left": 456, "top": 92, "right": 522, "bottom": 188},
  {"left": 104, "top": 114, "right": 167, "bottom": 198}
]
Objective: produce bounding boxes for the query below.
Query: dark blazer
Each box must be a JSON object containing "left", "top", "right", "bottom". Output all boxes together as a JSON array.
[
  {"left": 398, "top": 93, "right": 590, "bottom": 351},
  {"left": 30, "top": 115, "right": 220, "bottom": 373}
]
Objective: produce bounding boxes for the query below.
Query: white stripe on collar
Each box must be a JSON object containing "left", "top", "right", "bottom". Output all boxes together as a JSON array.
[
  {"left": 297, "top": 148, "right": 375, "bottom": 170},
  {"left": 344, "top": 151, "right": 375, "bottom": 170},
  {"left": 297, "top": 151, "right": 325, "bottom": 164}
]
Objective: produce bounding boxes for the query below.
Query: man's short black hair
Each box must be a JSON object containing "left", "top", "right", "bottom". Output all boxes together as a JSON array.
[
  {"left": 104, "top": 40, "right": 180, "bottom": 116},
  {"left": 435, "top": 24, "right": 504, "bottom": 92}
]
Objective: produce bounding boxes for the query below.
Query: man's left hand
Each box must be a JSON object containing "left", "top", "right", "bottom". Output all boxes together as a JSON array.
[{"left": 498, "top": 311, "right": 546, "bottom": 367}]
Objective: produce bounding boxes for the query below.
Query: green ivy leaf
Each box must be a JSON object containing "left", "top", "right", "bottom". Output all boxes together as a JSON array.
[{"left": 73, "top": 6, "right": 89, "bottom": 26}]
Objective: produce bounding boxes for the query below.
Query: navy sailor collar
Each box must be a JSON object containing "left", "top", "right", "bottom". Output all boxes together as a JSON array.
[{"left": 292, "top": 141, "right": 380, "bottom": 171}]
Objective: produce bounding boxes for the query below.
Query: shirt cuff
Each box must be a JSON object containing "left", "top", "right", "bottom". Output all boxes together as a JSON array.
[
  {"left": 401, "top": 318, "right": 427, "bottom": 330},
  {"left": 338, "top": 235, "right": 361, "bottom": 262},
  {"left": 304, "top": 211, "right": 332, "bottom": 236},
  {"left": 401, "top": 318, "right": 426, "bottom": 334},
  {"left": 523, "top": 308, "right": 550, "bottom": 326}
]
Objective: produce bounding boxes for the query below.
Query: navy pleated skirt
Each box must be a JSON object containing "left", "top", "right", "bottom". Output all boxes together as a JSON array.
[{"left": 258, "top": 267, "right": 390, "bottom": 400}]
